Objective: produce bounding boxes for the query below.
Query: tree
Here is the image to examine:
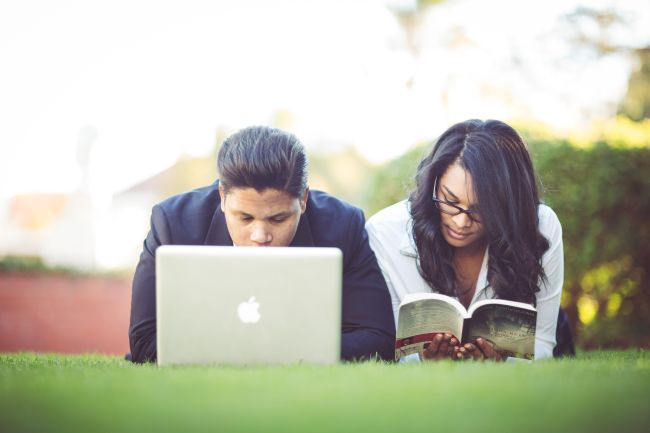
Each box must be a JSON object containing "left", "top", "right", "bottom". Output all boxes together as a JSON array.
[{"left": 618, "top": 47, "right": 650, "bottom": 121}]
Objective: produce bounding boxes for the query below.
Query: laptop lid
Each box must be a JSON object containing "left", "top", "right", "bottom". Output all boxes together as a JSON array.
[{"left": 156, "top": 245, "right": 342, "bottom": 365}]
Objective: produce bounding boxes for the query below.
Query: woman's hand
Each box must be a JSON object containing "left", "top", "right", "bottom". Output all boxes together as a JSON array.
[
  {"left": 420, "top": 333, "right": 460, "bottom": 360},
  {"left": 456, "top": 338, "right": 504, "bottom": 361}
]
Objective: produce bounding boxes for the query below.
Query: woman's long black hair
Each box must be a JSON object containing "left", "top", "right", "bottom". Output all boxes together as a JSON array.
[{"left": 409, "top": 119, "right": 549, "bottom": 305}]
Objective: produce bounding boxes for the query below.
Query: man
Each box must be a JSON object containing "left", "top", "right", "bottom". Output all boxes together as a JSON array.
[{"left": 129, "top": 126, "right": 395, "bottom": 363}]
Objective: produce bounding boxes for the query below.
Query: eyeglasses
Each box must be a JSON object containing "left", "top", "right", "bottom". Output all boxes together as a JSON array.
[{"left": 432, "top": 179, "right": 482, "bottom": 224}]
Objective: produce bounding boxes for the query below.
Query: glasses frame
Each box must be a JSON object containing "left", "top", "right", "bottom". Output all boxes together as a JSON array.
[{"left": 432, "top": 179, "right": 482, "bottom": 224}]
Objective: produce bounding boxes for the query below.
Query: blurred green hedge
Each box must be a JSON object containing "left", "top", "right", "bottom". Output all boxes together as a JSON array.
[
  {"left": 365, "top": 127, "right": 650, "bottom": 349},
  {"left": 0, "top": 255, "right": 60, "bottom": 273},
  {"left": 0, "top": 255, "right": 129, "bottom": 278}
]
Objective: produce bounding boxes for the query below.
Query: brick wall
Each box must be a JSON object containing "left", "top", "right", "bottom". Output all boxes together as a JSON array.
[{"left": 0, "top": 273, "right": 131, "bottom": 355}]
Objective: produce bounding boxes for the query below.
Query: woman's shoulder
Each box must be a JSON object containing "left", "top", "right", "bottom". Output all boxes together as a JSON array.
[
  {"left": 366, "top": 199, "right": 420, "bottom": 263},
  {"left": 537, "top": 203, "right": 562, "bottom": 241},
  {"left": 365, "top": 200, "right": 414, "bottom": 250},
  {"left": 366, "top": 200, "right": 410, "bottom": 230}
]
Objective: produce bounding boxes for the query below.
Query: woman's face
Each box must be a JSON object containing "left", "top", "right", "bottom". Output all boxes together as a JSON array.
[{"left": 436, "top": 163, "right": 486, "bottom": 250}]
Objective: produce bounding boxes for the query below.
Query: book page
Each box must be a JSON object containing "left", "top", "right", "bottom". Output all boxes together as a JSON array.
[
  {"left": 463, "top": 303, "right": 536, "bottom": 360},
  {"left": 395, "top": 296, "right": 465, "bottom": 361},
  {"left": 466, "top": 298, "right": 536, "bottom": 316}
]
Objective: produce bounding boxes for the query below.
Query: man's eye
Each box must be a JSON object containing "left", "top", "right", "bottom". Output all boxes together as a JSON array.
[
  {"left": 271, "top": 217, "right": 287, "bottom": 223},
  {"left": 241, "top": 216, "right": 253, "bottom": 222}
]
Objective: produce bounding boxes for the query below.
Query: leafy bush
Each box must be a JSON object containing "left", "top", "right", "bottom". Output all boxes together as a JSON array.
[
  {"left": 364, "top": 143, "right": 429, "bottom": 217},
  {"left": 531, "top": 139, "right": 650, "bottom": 348}
]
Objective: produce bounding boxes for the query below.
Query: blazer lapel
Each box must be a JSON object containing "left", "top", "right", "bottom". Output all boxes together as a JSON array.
[
  {"left": 204, "top": 205, "right": 233, "bottom": 246},
  {"left": 289, "top": 213, "right": 315, "bottom": 246}
]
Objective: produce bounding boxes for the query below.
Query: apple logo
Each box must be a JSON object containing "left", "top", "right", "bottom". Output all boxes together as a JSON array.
[{"left": 237, "top": 296, "right": 261, "bottom": 324}]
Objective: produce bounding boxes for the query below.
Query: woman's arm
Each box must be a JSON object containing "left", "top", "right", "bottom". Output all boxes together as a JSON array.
[
  {"left": 534, "top": 206, "right": 564, "bottom": 360},
  {"left": 366, "top": 210, "right": 459, "bottom": 362},
  {"left": 365, "top": 221, "right": 402, "bottom": 326}
]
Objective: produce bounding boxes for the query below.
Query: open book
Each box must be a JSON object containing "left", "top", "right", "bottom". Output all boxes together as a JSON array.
[{"left": 395, "top": 293, "right": 536, "bottom": 361}]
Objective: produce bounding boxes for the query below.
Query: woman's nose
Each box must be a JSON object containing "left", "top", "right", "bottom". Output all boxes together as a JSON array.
[{"left": 451, "top": 211, "right": 472, "bottom": 228}]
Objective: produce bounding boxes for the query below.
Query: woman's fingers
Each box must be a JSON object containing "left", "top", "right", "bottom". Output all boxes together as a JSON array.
[
  {"left": 448, "top": 336, "right": 460, "bottom": 356},
  {"left": 422, "top": 334, "right": 464, "bottom": 360},
  {"left": 462, "top": 343, "right": 484, "bottom": 361},
  {"left": 438, "top": 334, "right": 451, "bottom": 355},
  {"left": 422, "top": 333, "right": 443, "bottom": 359},
  {"left": 476, "top": 338, "right": 502, "bottom": 361},
  {"left": 453, "top": 339, "right": 503, "bottom": 362}
]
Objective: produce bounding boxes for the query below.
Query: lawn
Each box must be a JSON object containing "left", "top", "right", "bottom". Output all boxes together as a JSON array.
[{"left": 1, "top": 351, "right": 648, "bottom": 433}]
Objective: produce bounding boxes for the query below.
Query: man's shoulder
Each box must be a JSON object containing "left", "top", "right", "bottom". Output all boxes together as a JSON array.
[
  {"left": 307, "top": 189, "right": 362, "bottom": 220},
  {"left": 153, "top": 183, "right": 220, "bottom": 244},
  {"left": 305, "top": 190, "right": 365, "bottom": 247},
  {"left": 156, "top": 182, "right": 220, "bottom": 216}
]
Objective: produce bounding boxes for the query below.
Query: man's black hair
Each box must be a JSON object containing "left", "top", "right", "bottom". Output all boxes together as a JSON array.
[{"left": 217, "top": 126, "right": 308, "bottom": 198}]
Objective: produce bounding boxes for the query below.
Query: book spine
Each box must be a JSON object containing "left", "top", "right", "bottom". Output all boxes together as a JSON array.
[
  {"left": 460, "top": 317, "right": 469, "bottom": 345},
  {"left": 395, "top": 333, "right": 438, "bottom": 349}
]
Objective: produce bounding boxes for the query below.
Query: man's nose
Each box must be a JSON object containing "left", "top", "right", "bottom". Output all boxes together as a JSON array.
[{"left": 250, "top": 225, "right": 272, "bottom": 245}]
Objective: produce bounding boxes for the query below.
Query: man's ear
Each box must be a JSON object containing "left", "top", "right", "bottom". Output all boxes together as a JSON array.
[
  {"left": 299, "top": 187, "right": 309, "bottom": 214},
  {"left": 218, "top": 184, "right": 226, "bottom": 212}
]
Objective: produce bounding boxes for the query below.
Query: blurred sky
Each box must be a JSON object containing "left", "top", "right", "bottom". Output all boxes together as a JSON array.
[{"left": 1, "top": 0, "right": 649, "bottom": 202}]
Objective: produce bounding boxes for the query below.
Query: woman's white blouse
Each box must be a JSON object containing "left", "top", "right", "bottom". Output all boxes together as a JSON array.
[{"left": 366, "top": 200, "right": 564, "bottom": 360}]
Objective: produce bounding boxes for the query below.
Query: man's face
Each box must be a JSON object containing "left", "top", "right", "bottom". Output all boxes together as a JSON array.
[{"left": 219, "top": 186, "right": 307, "bottom": 247}]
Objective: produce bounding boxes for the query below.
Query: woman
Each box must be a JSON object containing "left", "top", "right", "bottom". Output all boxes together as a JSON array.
[{"left": 366, "top": 119, "right": 563, "bottom": 361}]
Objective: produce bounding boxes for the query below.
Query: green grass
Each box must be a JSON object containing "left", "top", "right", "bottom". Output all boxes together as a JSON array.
[{"left": 1, "top": 351, "right": 649, "bottom": 433}]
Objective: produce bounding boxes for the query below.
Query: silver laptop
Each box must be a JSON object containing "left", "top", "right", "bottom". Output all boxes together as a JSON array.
[{"left": 155, "top": 245, "right": 342, "bottom": 366}]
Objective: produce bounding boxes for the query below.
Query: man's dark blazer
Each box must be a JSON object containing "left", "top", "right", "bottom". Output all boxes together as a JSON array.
[{"left": 129, "top": 181, "right": 396, "bottom": 363}]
